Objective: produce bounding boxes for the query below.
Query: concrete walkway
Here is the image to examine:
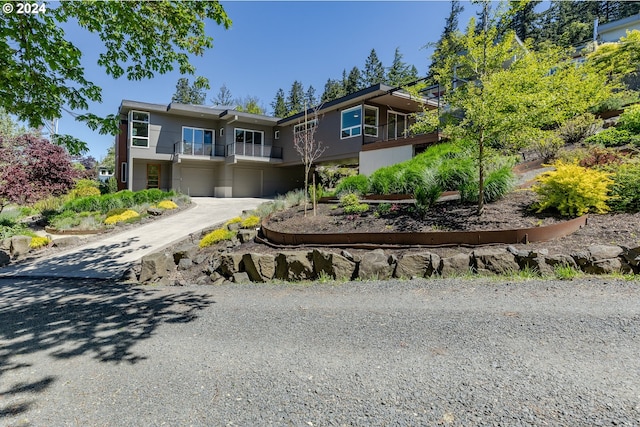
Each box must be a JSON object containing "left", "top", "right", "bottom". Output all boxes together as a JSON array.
[{"left": 0, "top": 197, "right": 266, "bottom": 280}]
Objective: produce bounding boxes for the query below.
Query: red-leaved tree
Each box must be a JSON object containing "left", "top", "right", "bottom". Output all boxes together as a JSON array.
[{"left": 0, "top": 134, "right": 78, "bottom": 212}]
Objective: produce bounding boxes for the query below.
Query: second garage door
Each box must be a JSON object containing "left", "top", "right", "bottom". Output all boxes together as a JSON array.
[
  {"left": 233, "top": 168, "right": 263, "bottom": 197},
  {"left": 181, "top": 167, "right": 215, "bottom": 197}
]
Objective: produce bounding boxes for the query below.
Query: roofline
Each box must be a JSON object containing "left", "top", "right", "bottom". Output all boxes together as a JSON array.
[
  {"left": 598, "top": 13, "right": 640, "bottom": 33},
  {"left": 220, "top": 109, "right": 281, "bottom": 124},
  {"left": 119, "top": 100, "right": 169, "bottom": 114}
]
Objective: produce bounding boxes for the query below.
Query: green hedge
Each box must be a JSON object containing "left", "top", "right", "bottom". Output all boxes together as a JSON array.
[{"left": 63, "top": 189, "right": 176, "bottom": 213}]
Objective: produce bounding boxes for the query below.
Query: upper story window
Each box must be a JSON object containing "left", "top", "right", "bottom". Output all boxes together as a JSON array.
[
  {"left": 294, "top": 118, "right": 318, "bottom": 135},
  {"left": 364, "top": 106, "right": 378, "bottom": 137},
  {"left": 182, "top": 126, "right": 214, "bottom": 156},
  {"left": 129, "top": 110, "right": 149, "bottom": 147},
  {"left": 341, "top": 106, "right": 361, "bottom": 139},
  {"left": 235, "top": 128, "right": 264, "bottom": 145}
]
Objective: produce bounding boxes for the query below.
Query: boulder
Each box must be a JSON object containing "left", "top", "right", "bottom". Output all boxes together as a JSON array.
[
  {"left": 0, "top": 250, "right": 10, "bottom": 267},
  {"left": 52, "top": 236, "right": 81, "bottom": 249},
  {"left": 440, "top": 253, "right": 471, "bottom": 278},
  {"left": 177, "top": 258, "right": 193, "bottom": 270},
  {"left": 147, "top": 207, "right": 163, "bottom": 216},
  {"left": 194, "top": 275, "right": 211, "bottom": 285},
  {"left": 219, "top": 253, "right": 244, "bottom": 277},
  {"left": 139, "top": 252, "right": 174, "bottom": 282},
  {"left": 312, "top": 249, "right": 356, "bottom": 281},
  {"left": 275, "top": 251, "right": 314, "bottom": 281},
  {"left": 172, "top": 244, "right": 198, "bottom": 265},
  {"left": 10, "top": 235, "right": 32, "bottom": 258},
  {"left": 545, "top": 254, "right": 578, "bottom": 269},
  {"left": 622, "top": 246, "right": 640, "bottom": 273},
  {"left": 395, "top": 252, "right": 441, "bottom": 278},
  {"left": 232, "top": 272, "right": 251, "bottom": 284},
  {"left": 511, "top": 248, "right": 553, "bottom": 275},
  {"left": 472, "top": 247, "right": 519, "bottom": 275},
  {"left": 243, "top": 253, "right": 276, "bottom": 282},
  {"left": 238, "top": 229, "right": 258, "bottom": 244},
  {"left": 572, "top": 245, "right": 624, "bottom": 274},
  {"left": 0, "top": 238, "right": 10, "bottom": 251},
  {"left": 192, "top": 253, "right": 210, "bottom": 265},
  {"left": 341, "top": 250, "right": 360, "bottom": 263},
  {"left": 121, "top": 266, "right": 139, "bottom": 282},
  {"left": 227, "top": 222, "right": 241, "bottom": 231},
  {"left": 358, "top": 249, "right": 394, "bottom": 281}
]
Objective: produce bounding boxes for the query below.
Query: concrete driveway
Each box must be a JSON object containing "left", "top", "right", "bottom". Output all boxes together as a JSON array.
[{"left": 0, "top": 197, "right": 267, "bottom": 280}]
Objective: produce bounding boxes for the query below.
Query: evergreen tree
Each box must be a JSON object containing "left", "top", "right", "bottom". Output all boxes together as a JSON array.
[
  {"left": 429, "top": 0, "right": 464, "bottom": 79},
  {"left": 321, "top": 79, "right": 345, "bottom": 103},
  {"left": 501, "top": 0, "right": 541, "bottom": 42},
  {"left": 171, "top": 77, "right": 207, "bottom": 104},
  {"left": 287, "top": 81, "right": 305, "bottom": 115},
  {"left": 387, "top": 47, "right": 419, "bottom": 86},
  {"left": 271, "top": 88, "right": 288, "bottom": 117},
  {"left": 362, "top": 48, "right": 385, "bottom": 87},
  {"left": 211, "top": 83, "right": 233, "bottom": 106},
  {"left": 345, "top": 66, "right": 363, "bottom": 94},
  {"left": 305, "top": 85, "right": 318, "bottom": 108}
]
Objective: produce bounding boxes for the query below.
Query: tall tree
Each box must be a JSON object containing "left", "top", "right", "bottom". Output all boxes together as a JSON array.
[
  {"left": 0, "top": 1, "right": 231, "bottom": 155},
  {"left": 387, "top": 47, "right": 419, "bottom": 86},
  {"left": 305, "top": 85, "right": 318, "bottom": 108},
  {"left": 287, "top": 81, "right": 305, "bottom": 116},
  {"left": 211, "top": 83, "right": 234, "bottom": 106},
  {"left": 100, "top": 143, "right": 116, "bottom": 172},
  {"left": 271, "top": 88, "right": 288, "bottom": 117},
  {"left": 171, "top": 77, "right": 208, "bottom": 104},
  {"left": 429, "top": 0, "right": 464, "bottom": 79},
  {"left": 293, "top": 108, "right": 325, "bottom": 217},
  {"left": 321, "top": 79, "right": 345, "bottom": 103},
  {"left": 362, "top": 48, "right": 386, "bottom": 87},
  {"left": 499, "top": 0, "right": 541, "bottom": 42},
  {"left": 235, "top": 96, "right": 265, "bottom": 115},
  {"left": 345, "top": 66, "right": 363, "bottom": 94},
  {"left": 0, "top": 108, "right": 25, "bottom": 139}
]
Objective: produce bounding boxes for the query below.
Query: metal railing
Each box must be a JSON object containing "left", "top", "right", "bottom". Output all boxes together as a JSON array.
[
  {"left": 173, "top": 141, "right": 225, "bottom": 157},
  {"left": 225, "top": 142, "right": 283, "bottom": 159}
]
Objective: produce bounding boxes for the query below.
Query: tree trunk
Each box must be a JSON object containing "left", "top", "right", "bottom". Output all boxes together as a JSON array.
[{"left": 477, "top": 128, "right": 485, "bottom": 216}]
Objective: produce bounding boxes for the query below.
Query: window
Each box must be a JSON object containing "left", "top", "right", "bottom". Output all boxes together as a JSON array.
[
  {"left": 387, "top": 112, "right": 408, "bottom": 140},
  {"left": 220, "top": 128, "right": 224, "bottom": 137},
  {"left": 129, "top": 111, "right": 149, "bottom": 147},
  {"left": 274, "top": 130, "right": 280, "bottom": 140},
  {"left": 147, "top": 164, "right": 160, "bottom": 189},
  {"left": 294, "top": 119, "right": 318, "bottom": 135},
  {"left": 341, "top": 106, "right": 361, "bottom": 139},
  {"left": 121, "top": 162, "right": 127, "bottom": 183},
  {"left": 182, "top": 126, "right": 214, "bottom": 156},
  {"left": 235, "top": 128, "right": 264, "bottom": 145},
  {"left": 364, "top": 106, "right": 378, "bottom": 137}
]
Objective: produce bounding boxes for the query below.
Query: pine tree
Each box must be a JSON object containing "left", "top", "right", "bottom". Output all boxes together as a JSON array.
[
  {"left": 362, "top": 48, "right": 385, "bottom": 87},
  {"left": 271, "top": 88, "right": 288, "bottom": 117},
  {"left": 504, "top": 0, "right": 541, "bottom": 42},
  {"left": 211, "top": 83, "right": 233, "bottom": 106},
  {"left": 345, "top": 66, "right": 362, "bottom": 94},
  {"left": 287, "top": 81, "right": 305, "bottom": 115},
  {"left": 171, "top": 77, "right": 207, "bottom": 104},
  {"left": 387, "top": 47, "right": 419, "bottom": 86},
  {"left": 305, "top": 85, "right": 317, "bottom": 108},
  {"left": 321, "top": 79, "right": 345, "bottom": 103},
  {"left": 429, "top": 0, "right": 464, "bottom": 79}
]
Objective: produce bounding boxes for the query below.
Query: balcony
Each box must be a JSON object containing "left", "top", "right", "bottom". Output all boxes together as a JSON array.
[
  {"left": 225, "top": 142, "right": 283, "bottom": 159},
  {"left": 173, "top": 141, "right": 225, "bottom": 162},
  {"left": 361, "top": 124, "right": 441, "bottom": 152}
]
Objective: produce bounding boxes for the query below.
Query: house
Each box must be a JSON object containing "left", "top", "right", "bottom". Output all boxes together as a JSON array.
[
  {"left": 97, "top": 167, "right": 114, "bottom": 183},
  {"left": 115, "top": 83, "right": 438, "bottom": 197},
  {"left": 596, "top": 13, "right": 640, "bottom": 43}
]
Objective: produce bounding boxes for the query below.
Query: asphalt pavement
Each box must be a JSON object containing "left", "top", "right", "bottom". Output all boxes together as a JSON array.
[{"left": 0, "top": 197, "right": 266, "bottom": 280}]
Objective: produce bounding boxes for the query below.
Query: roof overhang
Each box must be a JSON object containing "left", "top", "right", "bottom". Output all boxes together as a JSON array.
[{"left": 219, "top": 109, "right": 281, "bottom": 127}]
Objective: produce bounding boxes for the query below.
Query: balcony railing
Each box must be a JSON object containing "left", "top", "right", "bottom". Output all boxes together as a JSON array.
[
  {"left": 226, "top": 142, "right": 283, "bottom": 159},
  {"left": 361, "top": 124, "right": 441, "bottom": 151},
  {"left": 174, "top": 141, "right": 225, "bottom": 157}
]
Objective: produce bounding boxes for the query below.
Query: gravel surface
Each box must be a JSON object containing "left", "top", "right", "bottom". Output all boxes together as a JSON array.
[{"left": 1, "top": 277, "right": 640, "bottom": 426}]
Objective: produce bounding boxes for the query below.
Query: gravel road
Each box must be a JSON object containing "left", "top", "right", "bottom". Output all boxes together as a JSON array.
[{"left": 1, "top": 277, "right": 639, "bottom": 426}]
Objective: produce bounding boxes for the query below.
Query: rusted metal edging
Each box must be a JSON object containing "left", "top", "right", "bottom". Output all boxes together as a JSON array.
[{"left": 261, "top": 215, "right": 587, "bottom": 248}]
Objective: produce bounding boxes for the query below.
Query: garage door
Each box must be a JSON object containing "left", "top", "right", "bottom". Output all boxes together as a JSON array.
[
  {"left": 181, "top": 167, "right": 215, "bottom": 197},
  {"left": 233, "top": 168, "right": 263, "bottom": 197}
]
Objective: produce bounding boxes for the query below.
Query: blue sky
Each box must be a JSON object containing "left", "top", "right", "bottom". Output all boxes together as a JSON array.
[{"left": 57, "top": 1, "right": 481, "bottom": 160}]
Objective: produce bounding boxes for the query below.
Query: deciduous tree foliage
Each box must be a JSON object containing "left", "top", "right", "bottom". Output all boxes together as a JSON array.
[
  {"left": 0, "top": 1, "right": 231, "bottom": 154},
  {"left": 0, "top": 135, "right": 78, "bottom": 212}
]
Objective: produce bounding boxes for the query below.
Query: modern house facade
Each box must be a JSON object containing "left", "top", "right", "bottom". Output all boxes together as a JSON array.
[{"left": 115, "top": 83, "right": 438, "bottom": 197}]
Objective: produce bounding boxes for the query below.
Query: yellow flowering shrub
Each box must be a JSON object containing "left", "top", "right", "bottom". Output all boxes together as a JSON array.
[
  {"left": 72, "top": 186, "right": 101, "bottom": 198},
  {"left": 104, "top": 209, "right": 140, "bottom": 225},
  {"left": 157, "top": 200, "right": 178, "bottom": 210},
  {"left": 224, "top": 216, "right": 243, "bottom": 226},
  {"left": 199, "top": 228, "right": 236, "bottom": 248},
  {"left": 29, "top": 236, "right": 51, "bottom": 249},
  {"left": 533, "top": 161, "right": 613, "bottom": 217},
  {"left": 240, "top": 215, "right": 261, "bottom": 228}
]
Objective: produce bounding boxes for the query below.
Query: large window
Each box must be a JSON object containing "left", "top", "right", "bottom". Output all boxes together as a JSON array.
[
  {"left": 387, "top": 112, "right": 408, "bottom": 140},
  {"left": 235, "top": 128, "right": 263, "bottom": 145},
  {"left": 341, "top": 106, "right": 361, "bottom": 139},
  {"left": 129, "top": 111, "right": 149, "bottom": 147},
  {"left": 364, "top": 106, "right": 378, "bottom": 137},
  {"left": 294, "top": 119, "right": 318, "bottom": 135},
  {"left": 182, "top": 127, "right": 214, "bottom": 156}
]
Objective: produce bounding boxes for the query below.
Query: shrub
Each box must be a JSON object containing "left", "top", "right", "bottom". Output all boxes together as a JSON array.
[
  {"left": 225, "top": 216, "right": 243, "bottom": 226},
  {"left": 532, "top": 161, "right": 614, "bottom": 217},
  {"left": 199, "top": 228, "right": 235, "bottom": 248},
  {"left": 157, "top": 200, "right": 178, "bottom": 210},
  {"left": 578, "top": 146, "right": 628, "bottom": 168},
  {"left": 609, "top": 161, "right": 640, "bottom": 212},
  {"left": 65, "top": 196, "right": 101, "bottom": 213},
  {"left": 99, "top": 194, "right": 124, "bottom": 213},
  {"left": 343, "top": 203, "right": 369, "bottom": 214},
  {"left": 104, "top": 209, "right": 140, "bottom": 225},
  {"left": 531, "top": 130, "right": 564, "bottom": 160},
  {"left": 73, "top": 186, "right": 101, "bottom": 198},
  {"left": 585, "top": 128, "right": 634, "bottom": 147},
  {"left": 284, "top": 189, "right": 306, "bottom": 208},
  {"left": 133, "top": 190, "right": 149, "bottom": 205},
  {"left": 240, "top": 215, "right": 261, "bottom": 228},
  {"left": 117, "top": 190, "right": 135, "bottom": 208},
  {"left": 618, "top": 104, "right": 640, "bottom": 134},
  {"left": 556, "top": 113, "right": 601, "bottom": 145},
  {"left": 146, "top": 188, "right": 164, "bottom": 203},
  {"left": 376, "top": 203, "right": 391, "bottom": 216},
  {"left": 459, "top": 165, "right": 515, "bottom": 204},
  {"left": 335, "top": 175, "right": 370, "bottom": 196},
  {"left": 339, "top": 192, "right": 360, "bottom": 207},
  {"left": 29, "top": 236, "right": 51, "bottom": 249}
]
